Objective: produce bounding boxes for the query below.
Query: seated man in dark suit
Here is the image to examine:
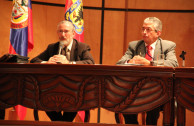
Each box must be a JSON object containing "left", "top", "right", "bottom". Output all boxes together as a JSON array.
[
  {"left": 30, "top": 20, "right": 94, "bottom": 121},
  {"left": 116, "top": 17, "right": 178, "bottom": 125}
]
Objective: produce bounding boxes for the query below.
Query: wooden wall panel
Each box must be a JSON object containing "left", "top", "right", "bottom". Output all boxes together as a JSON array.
[
  {"left": 0, "top": 0, "right": 12, "bottom": 56},
  {"left": 32, "top": 0, "right": 102, "bottom": 7},
  {"left": 103, "top": 11, "right": 125, "bottom": 65},
  {"left": 186, "top": 110, "right": 194, "bottom": 126},
  {"left": 83, "top": 0, "right": 102, "bottom": 7},
  {"left": 105, "top": 0, "right": 126, "bottom": 8},
  {"left": 84, "top": 9, "right": 102, "bottom": 64},
  {"left": 32, "top": 0, "right": 66, "bottom": 4},
  {"left": 128, "top": 0, "right": 194, "bottom": 10}
]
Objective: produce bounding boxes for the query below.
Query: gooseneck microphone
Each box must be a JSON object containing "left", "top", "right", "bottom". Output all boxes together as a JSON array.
[{"left": 58, "top": 41, "right": 65, "bottom": 55}]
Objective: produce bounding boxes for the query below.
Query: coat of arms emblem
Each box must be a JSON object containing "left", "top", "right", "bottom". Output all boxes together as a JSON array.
[{"left": 11, "top": 0, "right": 29, "bottom": 29}]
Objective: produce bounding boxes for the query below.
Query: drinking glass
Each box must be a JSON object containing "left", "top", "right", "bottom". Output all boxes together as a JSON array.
[{"left": 157, "top": 54, "right": 164, "bottom": 66}]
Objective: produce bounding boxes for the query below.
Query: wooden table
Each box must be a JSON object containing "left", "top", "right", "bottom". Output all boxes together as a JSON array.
[
  {"left": 0, "top": 63, "right": 175, "bottom": 125},
  {"left": 174, "top": 67, "right": 194, "bottom": 126}
]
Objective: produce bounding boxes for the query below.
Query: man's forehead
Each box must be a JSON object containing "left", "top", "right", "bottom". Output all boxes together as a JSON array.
[
  {"left": 58, "top": 23, "right": 72, "bottom": 29},
  {"left": 142, "top": 23, "right": 155, "bottom": 28}
]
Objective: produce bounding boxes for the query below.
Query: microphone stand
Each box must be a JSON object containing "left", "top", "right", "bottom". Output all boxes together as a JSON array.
[{"left": 179, "top": 51, "right": 186, "bottom": 67}]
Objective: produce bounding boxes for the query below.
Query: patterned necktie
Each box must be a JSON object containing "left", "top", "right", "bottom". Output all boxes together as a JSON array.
[
  {"left": 62, "top": 47, "right": 70, "bottom": 60},
  {"left": 145, "top": 45, "right": 152, "bottom": 61},
  {"left": 65, "top": 48, "right": 70, "bottom": 61}
]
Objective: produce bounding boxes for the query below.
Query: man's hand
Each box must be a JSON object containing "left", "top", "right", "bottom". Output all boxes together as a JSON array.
[
  {"left": 128, "top": 55, "right": 151, "bottom": 65},
  {"left": 48, "top": 55, "right": 70, "bottom": 64}
]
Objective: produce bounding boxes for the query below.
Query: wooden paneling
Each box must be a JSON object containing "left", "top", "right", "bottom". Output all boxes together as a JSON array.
[
  {"left": 186, "top": 110, "right": 194, "bottom": 126},
  {"left": 83, "top": 0, "right": 102, "bottom": 7},
  {"left": 32, "top": 0, "right": 66, "bottom": 4},
  {"left": 32, "top": 0, "right": 102, "bottom": 7},
  {"left": 105, "top": 0, "right": 126, "bottom": 8},
  {"left": 0, "top": 0, "right": 12, "bottom": 56},
  {"left": 128, "top": 0, "right": 194, "bottom": 10},
  {"left": 101, "top": 0, "right": 194, "bottom": 10},
  {"left": 102, "top": 11, "right": 125, "bottom": 65},
  {"left": 83, "top": 9, "right": 102, "bottom": 64}
]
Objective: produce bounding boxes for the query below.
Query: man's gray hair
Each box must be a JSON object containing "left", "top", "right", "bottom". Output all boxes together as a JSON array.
[
  {"left": 144, "top": 17, "right": 162, "bottom": 32},
  {"left": 57, "top": 20, "right": 75, "bottom": 32}
]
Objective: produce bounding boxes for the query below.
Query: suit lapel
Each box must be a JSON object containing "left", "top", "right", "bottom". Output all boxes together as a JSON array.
[
  {"left": 70, "top": 39, "right": 79, "bottom": 61},
  {"left": 70, "top": 40, "right": 76, "bottom": 61},
  {"left": 153, "top": 39, "right": 161, "bottom": 61},
  {"left": 136, "top": 41, "right": 146, "bottom": 57},
  {"left": 54, "top": 42, "right": 60, "bottom": 55}
]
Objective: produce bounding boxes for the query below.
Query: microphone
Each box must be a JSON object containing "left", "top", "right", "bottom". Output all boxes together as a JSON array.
[
  {"left": 58, "top": 41, "right": 65, "bottom": 55},
  {"left": 56, "top": 41, "right": 65, "bottom": 64}
]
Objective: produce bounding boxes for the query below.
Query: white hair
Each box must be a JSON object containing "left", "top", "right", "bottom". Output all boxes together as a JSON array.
[
  {"left": 144, "top": 17, "right": 162, "bottom": 32},
  {"left": 57, "top": 20, "right": 75, "bottom": 32}
]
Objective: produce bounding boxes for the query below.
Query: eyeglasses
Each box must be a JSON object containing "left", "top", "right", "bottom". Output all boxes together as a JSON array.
[
  {"left": 58, "top": 30, "right": 70, "bottom": 34},
  {"left": 142, "top": 27, "right": 157, "bottom": 33}
]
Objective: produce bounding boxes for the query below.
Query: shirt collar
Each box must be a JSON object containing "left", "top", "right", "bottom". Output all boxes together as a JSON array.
[{"left": 145, "top": 40, "right": 157, "bottom": 50}]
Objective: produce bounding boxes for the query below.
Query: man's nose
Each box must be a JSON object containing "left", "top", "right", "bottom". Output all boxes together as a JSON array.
[
  {"left": 142, "top": 29, "right": 147, "bottom": 34},
  {"left": 62, "top": 32, "right": 65, "bottom": 35}
]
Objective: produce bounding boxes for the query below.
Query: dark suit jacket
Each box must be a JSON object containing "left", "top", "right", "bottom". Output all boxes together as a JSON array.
[
  {"left": 117, "top": 38, "right": 178, "bottom": 67},
  {"left": 30, "top": 39, "right": 95, "bottom": 64}
]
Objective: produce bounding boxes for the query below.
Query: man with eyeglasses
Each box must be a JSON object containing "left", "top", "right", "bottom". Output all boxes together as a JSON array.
[
  {"left": 30, "top": 20, "right": 94, "bottom": 122},
  {"left": 116, "top": 17, "right": 178, "bottom": 125}
]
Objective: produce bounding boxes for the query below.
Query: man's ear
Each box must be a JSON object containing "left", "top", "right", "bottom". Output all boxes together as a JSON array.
[
  {"left": 72, "top": 30, "right": 76, "bottom": 37},
  {"left": 157, "top": 31, "right": 162, "bottom": 36}
]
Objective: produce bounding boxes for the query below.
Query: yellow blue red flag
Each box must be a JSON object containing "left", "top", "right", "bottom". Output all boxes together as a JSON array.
[{"left": 9, "top": 0, "right": 34, "bottom": 120}]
